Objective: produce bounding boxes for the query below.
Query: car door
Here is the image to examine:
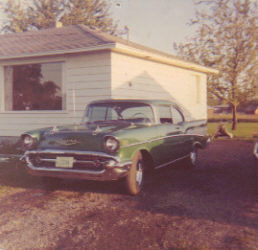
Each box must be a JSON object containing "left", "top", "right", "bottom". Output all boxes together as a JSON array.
[
  {"left": 171, "top": 106, "right": 191, "bottom": 157},
  {"left": 152, "top": 105, "right": 183, "bottom": 167}
]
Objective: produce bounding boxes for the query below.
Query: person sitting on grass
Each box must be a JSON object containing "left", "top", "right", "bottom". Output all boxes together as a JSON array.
[{"left": 212, "top": 122, "right": 233, "bottom": 139}]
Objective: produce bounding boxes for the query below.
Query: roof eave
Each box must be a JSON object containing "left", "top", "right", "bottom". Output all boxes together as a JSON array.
[
  {"left": 0, "top": 43, "right": 116, "bottom": 61},
  {"left": 112, "top": 43, "right": 219, "bottom": 75},
  {"left": 0, "top": 40, "right": 218, "bottom": 75}
]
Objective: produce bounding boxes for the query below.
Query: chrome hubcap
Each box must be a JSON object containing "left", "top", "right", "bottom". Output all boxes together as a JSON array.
[
  {"left": 190, "top": 151, "right": 197, "bottom": 164},
  {"left": 136, "top": 161, "right": 143, "bottom": 186}
]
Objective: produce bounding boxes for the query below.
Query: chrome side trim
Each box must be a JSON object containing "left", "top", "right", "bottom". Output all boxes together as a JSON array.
[
  {"left": 154, "top": 154, "right": 189, "bottom": 170},
  {"left": 121, "top": 134, "right": 206, "bottom": 148}
]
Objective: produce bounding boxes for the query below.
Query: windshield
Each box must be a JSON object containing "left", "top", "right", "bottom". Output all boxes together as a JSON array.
[{"left": 83, "top": 103, "right": 154, "bottom": 124}]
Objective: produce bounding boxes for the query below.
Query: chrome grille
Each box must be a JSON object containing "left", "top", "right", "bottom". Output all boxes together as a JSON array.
[{"left": 27, "top": 152, "right": 112, "bottom": 171}]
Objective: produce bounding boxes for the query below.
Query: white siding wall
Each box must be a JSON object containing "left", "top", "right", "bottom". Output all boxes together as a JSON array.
[
  {"left": 0, "top": 49, "right": 208, "bottom": 137},
  {"left": 0, "top": 51, "right": 111, "bottom": 136},
  {"left": 111, "top": 52, "right": 207, "bottom": 121},
  {"left": 66, "top": 52, "right": 111, "bottom": 116}
]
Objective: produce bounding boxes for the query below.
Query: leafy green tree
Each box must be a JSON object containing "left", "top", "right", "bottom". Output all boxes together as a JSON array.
[
  {"left": 174, "top": 0, "right": 257, "bottom": 130},
  {"left": 1, "top": 0, "right": 117, "bottom": 34}
]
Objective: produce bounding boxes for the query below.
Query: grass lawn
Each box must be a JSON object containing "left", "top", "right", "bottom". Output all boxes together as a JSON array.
[
  {"left": 208, "top": 113, "right": 258, "bottom": 122},
  {"left": 208, "top": 122, "right": 258, "bottom": 140}
]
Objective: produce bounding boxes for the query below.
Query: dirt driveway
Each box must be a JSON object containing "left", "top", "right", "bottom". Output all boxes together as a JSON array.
[{"left": 0, "top": 140, "right": 257, "bottom": 250}]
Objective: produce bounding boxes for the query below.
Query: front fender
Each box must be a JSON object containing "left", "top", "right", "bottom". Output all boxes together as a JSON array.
[{"left": 118, "top": 143, "right": 150, "bottom": 162}]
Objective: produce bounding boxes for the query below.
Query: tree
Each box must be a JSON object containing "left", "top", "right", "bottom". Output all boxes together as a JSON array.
[
  {"left": 61, "top": 0, "right": 116, "bottom": 34},
  {"left": 1, "top": 0, "right": 117, "bottom": 34},
  {"left": 174, "top": 0, "right": 257, "bottom": 130}
]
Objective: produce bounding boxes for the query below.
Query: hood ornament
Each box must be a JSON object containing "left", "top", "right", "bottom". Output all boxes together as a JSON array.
[{"left": 92, "top": 125, "right": 102, "bottom": 135}]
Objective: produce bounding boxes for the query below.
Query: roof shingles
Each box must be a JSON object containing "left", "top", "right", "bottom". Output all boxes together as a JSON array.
[{"left": 0, "top": 25, "right": 113, "bottom": 58}]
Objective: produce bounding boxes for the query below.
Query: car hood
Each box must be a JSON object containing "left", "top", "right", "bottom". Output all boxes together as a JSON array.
[{"left": 35, "top": 122, "right": 133, "bottom": 152}]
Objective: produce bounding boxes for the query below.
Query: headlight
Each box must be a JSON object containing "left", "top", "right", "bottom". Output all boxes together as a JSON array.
[
  {"left": 22, "top": 135, "right": 36, "bottom": 150},
  {"left": 104, "top": 136, "right": 120, "bottom": 153}
]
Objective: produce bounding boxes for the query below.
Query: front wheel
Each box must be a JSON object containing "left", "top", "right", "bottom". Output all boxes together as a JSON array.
[{"left": 125, "top": 152, "right": 144, "bottom": 195}]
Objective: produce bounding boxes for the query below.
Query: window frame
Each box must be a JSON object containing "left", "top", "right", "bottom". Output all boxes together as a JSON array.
[
  {"left": 1, "top": 60, "right": 67, "bottom": 113},
  {"left": 158, "top": 104, "right": 173, "bottom": 124},
  {"left": 171, "top": 105, "right": 185, "bottom": 125}
]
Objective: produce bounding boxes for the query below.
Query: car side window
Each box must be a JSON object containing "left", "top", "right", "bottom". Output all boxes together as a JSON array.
[
  {"left": 88, "top": 106, "right": 107, "bottom": 122},
  {"left": 158, "top": 105, "right": 172, "bottom": 124},
  {"left": 106, "top": 108, "right": 119, "bottom": 120},
  {"left": 172, "top": 107, "right": 184, "bottom": 124},
  {"left": 121, "top": 106, "right": 154, "bottom": 122}
]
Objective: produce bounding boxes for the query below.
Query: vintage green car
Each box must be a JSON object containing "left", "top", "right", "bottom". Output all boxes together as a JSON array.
[{"left": 20, "top": 99, "right": 209, "bottom": 195}]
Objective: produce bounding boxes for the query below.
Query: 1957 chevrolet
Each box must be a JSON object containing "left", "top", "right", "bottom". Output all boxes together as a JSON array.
[{"left": 20, "top": 99, "right": 209, "bottom": 195}]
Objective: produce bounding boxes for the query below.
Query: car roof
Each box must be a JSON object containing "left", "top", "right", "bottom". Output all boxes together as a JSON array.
[{"left": 88, "top": 99, "right": 174, "bottom": 106}]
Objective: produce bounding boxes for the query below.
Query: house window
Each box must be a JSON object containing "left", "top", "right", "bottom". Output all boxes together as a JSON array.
[{"left": 4, "top": 62, "right": 64, "bottom": 111}]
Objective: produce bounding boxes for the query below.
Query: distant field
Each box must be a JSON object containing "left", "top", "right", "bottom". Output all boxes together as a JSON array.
[
  {"left": 208, "top": 122, "right": 258, "bottom": 139},
  {"left": 208, "top": 113, "right": 258, "bottom": 122}
]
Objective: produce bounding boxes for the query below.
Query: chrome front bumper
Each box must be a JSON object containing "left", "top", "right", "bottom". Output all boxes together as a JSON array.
[{"left": 21, "top": 149, "right": 132, "bottom": 181}]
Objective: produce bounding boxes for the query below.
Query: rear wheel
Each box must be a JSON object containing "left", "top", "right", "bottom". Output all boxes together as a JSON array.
[
  {"left": 186, "top": 147, "right": 198, "bottom": 168},
  {"left": 125, "top": 152, "right": 144, "bottom": 195}
]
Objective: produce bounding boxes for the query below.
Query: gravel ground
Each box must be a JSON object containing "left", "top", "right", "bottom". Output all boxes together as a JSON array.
[{"left": 0, "top": 140, "right": 257, "bottom": 250}]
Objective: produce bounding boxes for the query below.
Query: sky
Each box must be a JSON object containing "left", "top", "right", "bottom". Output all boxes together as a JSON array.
[
  {"left": 110, "top": 0, "right": 197, "bottom": 54},
  {"left": 0, "top": 0, "right": 197, "bottom": 55}
]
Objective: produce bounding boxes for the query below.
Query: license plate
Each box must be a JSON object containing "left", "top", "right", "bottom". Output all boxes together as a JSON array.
[{"left": 55, "top": 157, "right": 74, "bottom": 168}]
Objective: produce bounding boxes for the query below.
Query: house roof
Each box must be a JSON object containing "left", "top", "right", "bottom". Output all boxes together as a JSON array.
[
  {"left": 0, "top": 25, "right": 113, "bottom": 58},
  {"left": 0, "top": 24, "right": 218, "bottom": 74}
]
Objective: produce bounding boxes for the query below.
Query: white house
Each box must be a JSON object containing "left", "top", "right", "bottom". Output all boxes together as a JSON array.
[{"left": 0, "top": 24, "right": 217, "bottom": 137}]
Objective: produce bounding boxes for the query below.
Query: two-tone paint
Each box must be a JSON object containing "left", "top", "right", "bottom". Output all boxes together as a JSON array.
[{"left": 20, "top": 99, "right": 209, "bottom": 181}]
